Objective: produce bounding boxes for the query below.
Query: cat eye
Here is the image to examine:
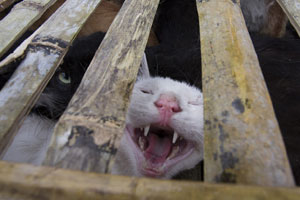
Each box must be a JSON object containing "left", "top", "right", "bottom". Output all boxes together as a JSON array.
[
  {"left": 58, "top": 72, "right": 71, "bottom": 84},
  {"left": 140, "top": 89, "right": 153, "bottom": 94},
  {"left": 188, "top": 101, "right": 201, "bottom": 106}
]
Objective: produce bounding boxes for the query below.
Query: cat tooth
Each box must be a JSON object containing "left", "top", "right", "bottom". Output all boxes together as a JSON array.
[
  {"left": 138, "top": 137, "right": 145, "bottom": 151},
  {"left": 144, "top": 125, "right": 150, "bottom": 137},
  {"left": 172, "top": 132, "right": 179, "bottom": 144},
  {"left": 168, "top": 146, "right": 179, "bottom": 160}
]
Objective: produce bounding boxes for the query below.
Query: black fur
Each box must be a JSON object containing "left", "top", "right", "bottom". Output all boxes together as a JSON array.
[
  {"left": 148, "top": 0, "right": 202, "bottom": 88},
  {"left": 252, "top": 35, "right": 300, "bottom": 185},
  {"left": 32, "top": 32, "right": 105, "bottom": 119}
]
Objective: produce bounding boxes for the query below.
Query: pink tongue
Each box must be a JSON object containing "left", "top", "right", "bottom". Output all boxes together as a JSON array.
[{"left": 144, "top": 133, "right": 172, "bottom": 164}]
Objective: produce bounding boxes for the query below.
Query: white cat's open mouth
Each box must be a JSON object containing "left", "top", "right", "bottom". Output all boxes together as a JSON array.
[{"left": 125, "top": 124, "right": 195, "bottom": 177}]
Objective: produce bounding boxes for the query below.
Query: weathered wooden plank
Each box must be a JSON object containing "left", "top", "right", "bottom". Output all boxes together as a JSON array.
[
  {"left": 0, "top": 0, "right": 103, "bottom": 156},
  {"left": 43, "top": 0, "right": 159, "bottom": 173},
  {"left": 276, "top": 0, "right": 300, "bottom": 36},
  {"left": 197, "top": 0, "right": 295, "bottom": 186},
  {"left": 0, "top": 161, "right": 300, "bottom": 200},
  {"left": 0, "top": 0, "right": 59, "bottom": 58},
  {"left": 0, "top": 0, "right": 17, "bottom": 12}
]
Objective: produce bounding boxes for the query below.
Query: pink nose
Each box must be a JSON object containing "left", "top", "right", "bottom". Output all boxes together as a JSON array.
[{"left": 154, "top": 94, "right": 181, "bottom": 125}]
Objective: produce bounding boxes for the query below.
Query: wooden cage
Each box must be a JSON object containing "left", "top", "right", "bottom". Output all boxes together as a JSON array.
[{"left": 0, "top": 0, "right": 300, "bottom": 199}]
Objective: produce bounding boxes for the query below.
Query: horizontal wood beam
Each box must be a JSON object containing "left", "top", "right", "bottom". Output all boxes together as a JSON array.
[
  {"left": 197, "top": 0, "right": 294, "bottom": 186},
  {"left": 0, "top": 161, "right": 300, "bottom": 200}
]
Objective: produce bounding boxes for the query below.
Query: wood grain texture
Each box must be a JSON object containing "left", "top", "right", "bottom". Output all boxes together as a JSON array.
[
  {"left": 0, "top": 0, "right": 103, "bottom": 156},
  {"left": 197, "top": 0, "right": 295, "bottom": 186},
  {"left": 0, "top": 0, "right": 58, "bottom": 58},
  {"left": 43, "top": 0, "right": 159, "bottom": 173},
  {"left": 0, "top": 161, "right": 300, "bottom": 200},
  {"left": 276, "top": 0, "right": 300, "bottom": 36}
]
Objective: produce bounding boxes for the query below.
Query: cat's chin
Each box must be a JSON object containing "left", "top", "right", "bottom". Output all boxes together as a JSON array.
[{"left": 124, "top": 124, "right": 196, "bottom": 178}]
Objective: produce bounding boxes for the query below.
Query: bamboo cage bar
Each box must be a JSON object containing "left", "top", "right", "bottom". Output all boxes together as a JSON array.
[
  {"left": 43, "top": 0, "right": 160, "bottom": 173},
  {"left": 276, "top": 0, "right": 300, "bottom": 36},
  {"left": 0, "top": 0, "right": 59, "bottom": 58},
  {"left": 0, "top": 161, "right": 300, "bottom": 200},
  {"left": 197, "top": 0, "right": 295, "bottom": 187},
  {"left": 0, "top": 0, "right": 103, "bottom": 157},
  {"left": 0, "top": 0, "right": 17, "bottom": 12}
]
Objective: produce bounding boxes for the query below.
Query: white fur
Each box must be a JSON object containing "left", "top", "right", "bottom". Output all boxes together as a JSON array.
[
  {"left": 112, "top": 77, "right": 204, "bottom": 178},
  {"left": 2, "top": 115, "right": 55, "bottom": 165}
]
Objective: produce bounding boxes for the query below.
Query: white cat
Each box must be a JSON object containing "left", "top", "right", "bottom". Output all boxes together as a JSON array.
[{"left": 112, "top": 56, "right": 204, "bottom": 178}]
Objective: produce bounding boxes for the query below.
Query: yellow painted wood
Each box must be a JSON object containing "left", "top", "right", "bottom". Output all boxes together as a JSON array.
[
  {"left": 0, "top": 161, "right": 300, "bottom": 200},
  {"left": 0, "top": 0, "right": 103, "bottom": 157},
  {"left": 43, "top": 0, "right": 160, "bottom": 173},
  {"left": 276, "top": 0, "right": 300, "bottom": 36},
  {"left": 0, "top": 0, "right": 17, "bottom": 12},
  {"left": 0, "top": 0, "right": 58, "bottom": 58},
  {"left": 197, "top": 0, "right": 295, "bottom": 186}
]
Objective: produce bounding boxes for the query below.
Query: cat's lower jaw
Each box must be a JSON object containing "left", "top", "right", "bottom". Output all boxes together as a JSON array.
[{"left": 112, "top": 123, "right": 202, "bottom": 179}]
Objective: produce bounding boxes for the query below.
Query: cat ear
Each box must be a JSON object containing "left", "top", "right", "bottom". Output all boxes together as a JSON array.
[{"left": 137, "top": 53, "right": 150, "bottom": 80}]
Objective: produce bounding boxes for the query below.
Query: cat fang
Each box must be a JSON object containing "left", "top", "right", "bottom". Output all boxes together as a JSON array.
[{"left": 125, "top": 124, "right": 195, "bottom": 177}]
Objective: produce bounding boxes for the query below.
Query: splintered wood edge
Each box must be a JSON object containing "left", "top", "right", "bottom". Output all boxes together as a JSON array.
[
  {"left": 197, "top": 0, "right": 294, "bottom": 186},
  {"left": 0, "top": 0, "right": 58, "bottom": 58},
  {"left": 0, "top": 0, "right": 17, "bottom": 12},
  {"left": 276, "top": 0, "right": 300, "bottom": 36},
  {"left": 0, "top": 0, "right": 103, "bottom": 156},
  {"left": 44, "top": 0, "right": 160, "bottom": 173},
  {"left": 0, "top": 161, "right": 300, "bottom": 200}
]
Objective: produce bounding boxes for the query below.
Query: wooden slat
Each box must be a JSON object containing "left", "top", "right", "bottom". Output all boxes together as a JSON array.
[
  {"left": 0, "top": 0, "right": 103, "bottom": 157},
  {"left": 197, "top": 0, "right": 295, "bottom": 186},
  {"left": 0, "top": 0, "right": 17, "bottom": 12},
  {"left": 0, "top": 0, "right": 59, "bottom": 58},
  {"left": 276, "top": 0, "right": 300, "bottom": 36},
  {"left": 43, "top": 0, "right": 160, "bottom": 173},
  {"left": 0, "top": 161, "right": 300, "bottom": 200}
]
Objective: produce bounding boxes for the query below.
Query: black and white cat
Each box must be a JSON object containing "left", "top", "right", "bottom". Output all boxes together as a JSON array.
[{"left": 2, "top": 32, "right": 204, "bottom": 179}]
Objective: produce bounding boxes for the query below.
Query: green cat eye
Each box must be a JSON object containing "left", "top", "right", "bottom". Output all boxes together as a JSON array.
[{"left": 58, "top": 72, "right": 71, "bottom": 84}]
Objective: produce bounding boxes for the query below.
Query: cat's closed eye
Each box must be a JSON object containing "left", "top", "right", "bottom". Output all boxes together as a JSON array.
[
  {"left": 140, "top": 89, "right": 153, "bottom": 94},
  {"left": 188, "top": 99, "right": 202, "bottom": 106}
]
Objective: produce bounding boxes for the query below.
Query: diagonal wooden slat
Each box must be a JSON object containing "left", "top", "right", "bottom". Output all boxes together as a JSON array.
[
  {"left": 0, "top": 0, "right": 103, "bottom": 157},
  {"left": 43, "top": 0, "right": 160, "bottom": 173},
  {"left": 197, "top": 0, "right": 295, "bottom": 186},
  {"left": 0, "top": 0, "right": 59, "bottom": 58},
  {"left": 0, "top": 161, "right": 300, "bottom": 200},
  {"left": 276, "top": 0, "right": 300, "bottom": 36}
]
